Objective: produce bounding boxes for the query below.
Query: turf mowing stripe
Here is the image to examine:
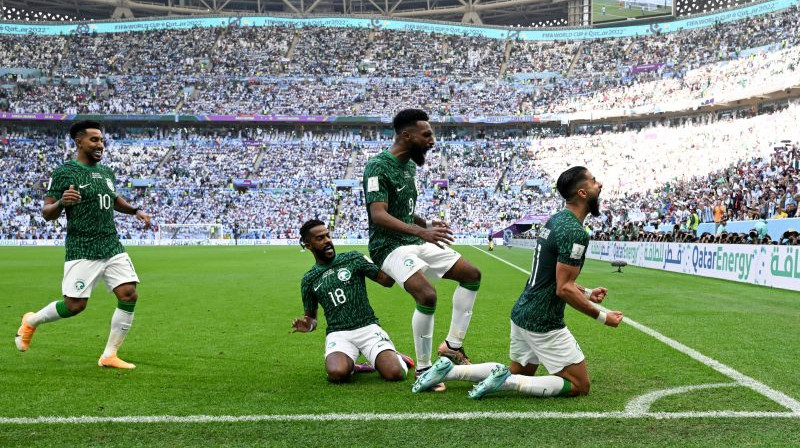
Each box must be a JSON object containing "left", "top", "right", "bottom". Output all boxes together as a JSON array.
[
  {"left": 1, "top": 411, "right": 799, "bottom": 424},
  {"left": 470, "top": 245, "right": 800, "bottom": 413}
]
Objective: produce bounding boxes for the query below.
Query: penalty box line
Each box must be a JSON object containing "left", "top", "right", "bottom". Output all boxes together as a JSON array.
[{"left": 470, "top": 245, "right": 800, "bottom": 413}]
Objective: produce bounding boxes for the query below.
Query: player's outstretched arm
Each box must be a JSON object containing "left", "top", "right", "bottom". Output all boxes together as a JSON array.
[
  {"left": 291, "top": 311, "right": 318, "bottom": 333},
  {"left": 373, "top": 270, "right": 396, "bottom": 288},
  {"left": 556, "top": 263, "right": 622, "bottom": 328},
  {"left": 369, "top": 202, "right": 454, "bottom": 248},
  {"left": 114, "top": 196, "right": 151, "bottom": 229}
]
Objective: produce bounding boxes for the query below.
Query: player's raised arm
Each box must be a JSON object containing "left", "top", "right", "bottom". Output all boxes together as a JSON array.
[{"left": 555, "top": 262, "right": 622, "bottom": 327}]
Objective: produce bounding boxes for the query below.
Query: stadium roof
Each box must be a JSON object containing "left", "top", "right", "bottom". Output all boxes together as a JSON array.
[
  {"left": 0, "top": 0, "right": 767, "bottom": 28},
  {"left": 0, "top": 0, "right": 578, "bottom": 27}
]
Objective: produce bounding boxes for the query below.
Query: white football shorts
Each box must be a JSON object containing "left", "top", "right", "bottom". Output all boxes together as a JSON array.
[
  {"left": 324, "top": 323, "right": 397, "bottom": 366},
  {"left": 62, "top": 252, "right": 140, "bottom": 298},
  {"left": 509, "top": 321, "right": 585, "bottom": 374},
  {"left": 381, "top": 242, "right": 461, "bottom": 288}
]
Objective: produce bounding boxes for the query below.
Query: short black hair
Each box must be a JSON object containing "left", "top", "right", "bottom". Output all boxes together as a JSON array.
[
  {"left": 299, "top": 219, "right": 326, "bottom": 243},
  {"left": 556, "top": 166, "right": 589, "bottom": 202},
  {"left": 393, "top": 108, "right": 429, "bottom": 134},
  {"left": 69, "top": 120, "right": 103, "bottom": 140}
]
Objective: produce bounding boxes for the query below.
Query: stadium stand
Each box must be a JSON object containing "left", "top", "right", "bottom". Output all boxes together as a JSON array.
[{"left": 1, "top": 4, "right": 799, "bottom": 245}]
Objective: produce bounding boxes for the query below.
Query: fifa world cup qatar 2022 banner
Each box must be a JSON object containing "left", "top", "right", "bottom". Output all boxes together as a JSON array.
[{"left": 586, "top": 241, "right": 800, "bottom": 291}]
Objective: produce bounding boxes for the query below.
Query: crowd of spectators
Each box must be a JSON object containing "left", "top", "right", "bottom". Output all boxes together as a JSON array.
[
  {"left": 1, "top": 5, "right": 799, "bottom": 117},
  {"left": 3, "top": 4, "right": 800, "bottom": 244},
  {"left": 1, "top": 106, "right": 799, "bottom": 243},
  {"left": 582, "top": 105, "right": 800, "bottom": 244}
]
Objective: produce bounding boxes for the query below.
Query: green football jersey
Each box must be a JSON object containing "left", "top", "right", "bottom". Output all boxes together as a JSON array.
[
  {"left": 511, "top": 209, "right": 590, "bottom": 333},
  {"left": 363, "top": 150, "right": 424, "bottom": 267},
  {"left": 45, "top": 160, "right": 124, "bottom": 262},
  {"left": 300, "top": 251, "right": 381, "bottom": 335}
]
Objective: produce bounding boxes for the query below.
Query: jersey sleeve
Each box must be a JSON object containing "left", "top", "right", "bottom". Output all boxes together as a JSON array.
[
  {"left": 363, "top": 162, "right": 390, "bottom": 204},
  {"left": 557, "top": 226, "right": 590, "bottom": 267},
  {"left": 353, "top": 252, "right": 380, "bottom": 280},
  {"left": 44, "top": 167, "right": 70, "bottom": 200},
  {"left": 300, "top": 275, "right": 318, "bottom": 314}
]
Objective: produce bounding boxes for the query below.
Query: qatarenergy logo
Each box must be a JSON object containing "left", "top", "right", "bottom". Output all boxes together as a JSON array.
[{"left": 691, "top": 246, "right": 756, "bottom": 280}]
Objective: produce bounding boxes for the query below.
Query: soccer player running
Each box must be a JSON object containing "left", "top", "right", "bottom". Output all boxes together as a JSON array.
[
  {"left": 414, "top": 167, "right": 623, "bottom": 398},
  {"left": 363, "top": 109, "right": 482, "bottom": 386},
  {"left": 15, "top": 121, "right": 151, "bottom": 369},
  {"left": 291, "top": 219, "right": 414, "bottom": 383}
]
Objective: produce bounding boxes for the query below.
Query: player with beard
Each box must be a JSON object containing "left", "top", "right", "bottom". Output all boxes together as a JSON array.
[
  {"left": 292, "top": 219, "right": 414, "bottom": 383},
  {"left": 15, "top": 121, "right": 150, "bottom": 369},
  {"left": 414, "top": 167, "right": 623, "bottom": 398},
  {"left": 362, "top": 109, "right": 482, "bottom": 389}
]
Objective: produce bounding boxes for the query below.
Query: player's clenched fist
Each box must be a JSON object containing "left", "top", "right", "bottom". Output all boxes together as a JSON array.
[
  {"left": 604, "top": 311, "right": 623, "bottom": 327},
  {"left": 589, "top": 287, "right": 608, "bottom": 303},
  {"left": 60, "top": 184, "right": 82, "bottom": 207}
]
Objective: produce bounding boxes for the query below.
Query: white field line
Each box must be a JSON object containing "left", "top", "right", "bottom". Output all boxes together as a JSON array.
[
  {"left": 0, "top": 411, "right": 799, "bottom": 425},
  {"left": 470, "top": 245, "right": 800, "bottom": 413},
  {"left": 624, "top": 383, "right": 737, "bottom": 414}
]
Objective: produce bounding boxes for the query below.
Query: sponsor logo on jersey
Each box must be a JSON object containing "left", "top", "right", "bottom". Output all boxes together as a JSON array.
[
  {"left": 322, "top": 269, "right": 334, "bottom": 279},
  {"left": 79, "top": 183, "right": 91, "bottom": 189},
  {"left": 337, "top": 268, "right": 351, "bottom": 282},
  {"left": 540, "top": 228, "right": 551, "bottom": 240},
  {"left": 91, "top": 173, "right": 103, "bottom": 179},
  {"left": 570, "top": 243, "right": 586, "bottom": 259}
]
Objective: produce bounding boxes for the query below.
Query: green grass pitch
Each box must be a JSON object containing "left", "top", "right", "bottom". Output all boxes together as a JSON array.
[{"left": 1, "top": 245, "right": 799, "bottom": 447}]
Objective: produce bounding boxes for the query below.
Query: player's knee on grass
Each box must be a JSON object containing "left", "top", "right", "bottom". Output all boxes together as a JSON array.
[
  {"left": 375, "top": 351, "right": 405, "bottom": 382},
  {"left": 64, "top": 297, "right": 87, "bottom": 315},
  {"left": 326, "top": 353, "right": 354, "bottom": 383},
  {"left": 326, "top": 368, "right": 353, "bottom": 384},
  {"left": 510, "top": 361, "right": 538, "bottom": 376},
  {"left": 325, "top": 362, "right": 353, "bottom": 383},
  {"left": 571, "top": 378, "right": 591, "bottom": 396}
]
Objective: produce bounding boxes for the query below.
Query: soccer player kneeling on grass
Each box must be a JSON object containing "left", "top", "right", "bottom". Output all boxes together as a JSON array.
[
  {"left": 14, "top": 121, "right": 151, "bottom": 369},
  {"left": 413, "top": 167, "right": 623, "bottom": 398},
  {"left": 291, "top": 219, "right": 414, "bottom": 383}
]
